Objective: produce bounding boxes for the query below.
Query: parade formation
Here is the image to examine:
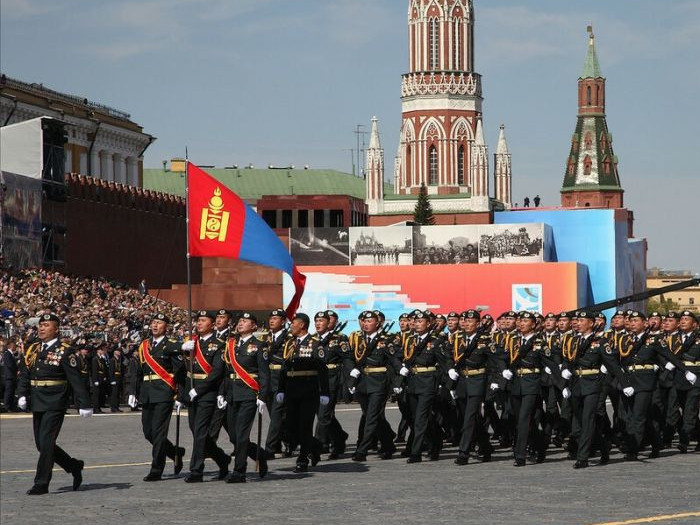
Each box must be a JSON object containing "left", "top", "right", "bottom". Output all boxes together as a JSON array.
[{"left": 14, "top": 305, "right": 700, "bottom": 495}]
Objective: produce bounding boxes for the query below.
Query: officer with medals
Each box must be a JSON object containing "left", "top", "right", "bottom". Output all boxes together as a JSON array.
[
  {"left": 671, "top": 310, "right": 700, "bottom": 453},
  {"left": 618, "top": 311, "right": 696, "bottom": 460},
  {"left": 127, "top": 313, "right": 186, "bottom": 481},
  {"left": 347, "top": 311, "right": 398, "bottom": 462},
  {"left": 17, "top": 313, "right": 93, "bottom": 495},
  {"left": 264, "top": 309, "right": 291, "bottom": 458},
  {"left": 207, "top": 309, "right": 234, "bottom": 444},
  {"left": 312, "top": 311, "right": 350, "bottom": 459},
  {"left": 277, "top": 313, "right": 330, "bottom": 473},
  {"left": 391, "top": 313, "right": 413, "bottom": 444},
  {"left": 449, "top": 309, "right": 498, "bottom": 465},
  {"left": 660, "top": 311, "right": 682, "bottom": 446},
  {"left": 501, "top": 311, "right": 562, "bottom": 466},
  {"left": 541, "top": 313, "right": 563, "bottom": 447},
  {"left": 181, "top": 310, "right": 231, "bottom": 482},
  {"left": 400, "top": 310, "right": 449, "bottom": 463},
  {"left": 560, "top": 310, "right": 626, "bottom": 468},
  {"left": 204, "top": 312, "right": 270, "bottom": 482}
]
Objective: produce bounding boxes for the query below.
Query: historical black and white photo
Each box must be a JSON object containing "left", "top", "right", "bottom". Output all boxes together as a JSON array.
[
  {"left": 349, "top": 226, "right": 413, "bottom": 266},
  {"left": 412, "top": 225, "right": 479, "bottom": 265},
  {"left": 290, "top": 227, "right": 350, "bottom": 266},
  {"left": 477, "top": 224, "right": 545, "bottom": 264}
]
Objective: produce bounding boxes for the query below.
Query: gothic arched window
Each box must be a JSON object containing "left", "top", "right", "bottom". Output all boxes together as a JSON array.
[
  {"left": 452, "top": 19, "right": 461, "bottom": 70},
  {"left": 429, "top": 18, "right": 440, "bottom": 70},
  {"left": 406, "top": 145, "right": 413, "bottom": 186},
  {"left": 429, "top": 146, "right": 439, "bottom": 185},
  {"left": 587, "top": 86, "right": 592, "bottom": 106},
  {"left": 583, "top": 155, "right": 592, "bottom": 175},
  {"left": 457, "top": 145, "right": 465, "bottom": 185}
]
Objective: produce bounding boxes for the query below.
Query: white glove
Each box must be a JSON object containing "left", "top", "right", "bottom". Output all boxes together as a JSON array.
[
  {"left": 400, "top": 366, "right": 410, "bottom": 377},
  {"left": 544, "top": 366, "right": 552, "bottom": 375},
  {"left": 393, "top": 387, "right": 403, "bottom": 395},
  {"left": 600, "top": 364, "right": 608, "bottom": 375},
  {"left": 489, "top": 383, "right": 499, "bottom": 391},
  {"left": 127, "top": 395, "right": 138, "bottom": 408},
  {"left": 182, "top": 340, "right": 195, "bottom": 351},
  {"left": 685, "top": 371, "right": 697, "bottom": 385},
  {"left": 448, "top": 369, "right": 459, "bottom": 381},
  {"left": 217, "top": 395, "right": 227, "bottom": 409},
  {"left": 350, "top": 368, "right": 361, "bottom": 379},
  {"left": 562, "top": 387, "right": 571, "bottom": 399},
  {"left": 189, "top": 388, "right": 198, "bottom": 401},
  {"left": 561, "top": 369, "right": 573, "bottom": 380},
  {"left": 319, "top": 395, "right": 330, "bottom": 406},
  {"left": 257, "top": 398, "right": 267, "bottom": 414},
  {"left": 18, "top": 396, "right": 27, "bottom": 410},
  {"left": 348, "top": 387, "right": 356, "bottom": 395},
  {"left": 174, "top": 400, "right": 183, "bottom": 414},
  {"left": 623, "top": 387, "right": 635, "bottom": 397},
  {"left": 94, "top": 382, "right": 99, "bottom": 386},
  {"left": 502, "top": 369, "right": 513, "bottom": 381},
  {"left": 665, "top": 362, "right": 675, "bottom": 371},
  {"left": 449, "top": 390, "right": 457, "bottom": 400},
  {"left": 275, "top": 392, "right": 285, "bottom": 403},
  {"left": 110, "top": 381, "right": 117, "bottom": 385},
  {"left": 79, "top": 408, "right": 93, "bottom": 417}
]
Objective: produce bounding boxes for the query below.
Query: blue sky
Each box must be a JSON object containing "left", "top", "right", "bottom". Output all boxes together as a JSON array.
[{"left": 2, "top": 0, "right": 699, "bottom": 274}]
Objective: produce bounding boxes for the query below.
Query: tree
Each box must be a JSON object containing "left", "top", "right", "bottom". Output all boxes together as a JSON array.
[
  {"left": 647, "top": 297, "right": 681, "bottom": 315},
  {"left": 413, "top": 183, "right": 436, "bottom": 225}
]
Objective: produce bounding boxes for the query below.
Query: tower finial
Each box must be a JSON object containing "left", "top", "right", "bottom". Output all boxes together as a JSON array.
[{"left": 582, "top": 25, "right": 602, "bottom": 78}]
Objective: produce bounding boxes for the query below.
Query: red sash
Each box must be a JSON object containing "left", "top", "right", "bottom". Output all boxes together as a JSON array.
[
  {"left": 194, "top": 337, "right": 213, "bottom": 375},
  {"left": 141, "top": 340, "right": 176, "bottom": 390},
  {"left": 227, "top": 339, "right": 259, "bottom": 392}
]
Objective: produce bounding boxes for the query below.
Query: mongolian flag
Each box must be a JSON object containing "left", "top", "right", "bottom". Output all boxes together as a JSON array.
[{"left": 187, "top": 162, "right": 306, "bottom": 319}]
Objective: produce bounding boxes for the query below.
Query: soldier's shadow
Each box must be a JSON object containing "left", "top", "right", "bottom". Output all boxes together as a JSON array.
[
  {"left": 56, "top": 482, "right": 132, "bottom": 493},
  {"left": 303, "top": 462, "right": 370, "bottom": 474}
]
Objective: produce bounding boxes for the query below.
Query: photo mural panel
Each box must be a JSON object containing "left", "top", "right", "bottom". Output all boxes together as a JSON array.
[
  {"left": 412, "top": 225, "right": 479, "bottom": 265},
  {"left": 477, "top": 223, "right": 547, "bottom": 264},
  {"left": 290, "top": 227, "right": 350, "bottom": 266},
  {"left": 349, "top": 226, "right": 413, "bottom": 266}
]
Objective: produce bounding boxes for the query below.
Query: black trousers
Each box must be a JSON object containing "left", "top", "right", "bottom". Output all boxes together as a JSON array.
[
  {"left": 208, "top": 406, "right": 229, "bottom": 442},
  {"left": 32, "top": 410, "right": 81, "bottom": 487},
  {"left": 674, "top": 388, "right": 700, "bottom": 446},
  {"left": 265, "top": 396, "right": 287, "bottom": 454},
  {"left": 91, "top": 383, "right": 107, "bottom": 410},
  {"left": 110, "top": 382, "right": 121, "bottom": 410},
  {"left": 355, "top": 391, "right": 394, "bottom": 456},
  {"left": 570, "top": 393, "right": 606, "bottom": 461},
  {"left": 458, "top": 395, "right": 491, "bottom": 456},
  {"left": 188, "top": 397, "right": 229, "bottom": 475},
  {"left": 510, "top": 393, "right": 544, "bottom": 461},
  {"left": 285, "top": 394, "right": 319, "bottom": 466},
  {"left": 141, "top": 401, "right": 179, "bottom": 476},
  {"left": 622, "top": 390, "right": 659, "bottom": 453},
  {"left": 540, "top": 385, "right": 560, "bottom": 442},
  {"left": 407, "top": 392, "right": 436, "bottom": 457},
  {"left": 3, "top": 380, "right": 16, "bottom": 410},
  {"left": 315, "top": 386, "right": 347, "bottom": 450},
  {"left": 227, "top": 399, "right": 263, "bottom": 474}
]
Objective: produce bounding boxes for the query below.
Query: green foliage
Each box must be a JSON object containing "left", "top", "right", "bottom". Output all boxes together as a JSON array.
[
  {"left": 413, "top": 183, "right": 436, "bottom": 225},
  {"left": 647, "top": 297, "right": 681, "bottom": 315}
]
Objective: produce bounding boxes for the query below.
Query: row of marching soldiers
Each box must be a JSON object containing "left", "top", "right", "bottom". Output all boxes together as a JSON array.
[{"left": 18, "top": 306, "right": 700, "bottom": 494}]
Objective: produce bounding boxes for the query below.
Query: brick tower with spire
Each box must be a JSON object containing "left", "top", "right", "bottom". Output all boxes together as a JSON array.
[{"left": 561, "top": 27, "right": 623, "bottom": 208}]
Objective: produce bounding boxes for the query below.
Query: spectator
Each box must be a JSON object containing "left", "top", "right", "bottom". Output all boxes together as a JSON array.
[
  {"left": 2, "top": 338, "right": 19, "bottom": 411},
  {"left": 534, "top": 195, "right": 541, "bottom": 207},
  {"left": 138, "top": 278, "right": 148, "bottom": 297},
  {"left": 523, "top": 196, "right": 530, "bottom": 208}
]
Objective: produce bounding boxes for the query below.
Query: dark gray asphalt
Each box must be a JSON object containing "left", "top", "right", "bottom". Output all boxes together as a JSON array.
[{"left": 1, "top": 404, "right": 699, "bottom": 525}]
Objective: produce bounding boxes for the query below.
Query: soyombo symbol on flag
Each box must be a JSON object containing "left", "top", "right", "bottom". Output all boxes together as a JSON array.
[{"left": 187, "top": 162, "right": 306, "bottom": 319}]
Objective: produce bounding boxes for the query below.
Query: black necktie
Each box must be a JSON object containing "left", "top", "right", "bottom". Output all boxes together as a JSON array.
[{"left": 42, "top": 343, "right": 49, "bottom": 353}]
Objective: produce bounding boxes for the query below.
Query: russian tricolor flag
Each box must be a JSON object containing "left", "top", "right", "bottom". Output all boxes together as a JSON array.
[{"left": 187, "top": 162, "right": 306, "bottom": 319}]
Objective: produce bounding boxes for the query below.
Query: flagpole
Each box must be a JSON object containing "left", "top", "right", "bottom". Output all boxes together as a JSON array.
[{"left": 185, "top": 150, "right": 194, "bottom": 393}]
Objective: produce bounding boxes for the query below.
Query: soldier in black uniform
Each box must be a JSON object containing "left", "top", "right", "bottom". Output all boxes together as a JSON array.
[
  {"left": 449, "top": 310, "right": 499, "bottom": 465},
  {"left": 618, "top": 311, "right": 696, "bottom": 460},
  {"left": 560, "top": 311, "right": 626, "bottom": 468},
  {"left": 660, "top": 311, "right": 682, "bottom": 446},
  {"left": 313, "top": 311, "right": 350, "bottom": 459},
  {"left": 208, "top": 309, "right": 234, "bottom": 443},
  {"left": 91, "top": 343, "right": 109, "bottom": 412},
  {"left": 2, "top": 339, "right": 18, "bottom": 411},
  {"left": 671, "top": 311, "right": 700, "bottom": 453},
  {"left": 17, "top": 313, "right": 93, "bottom": 495},
  {"left": 392, "top": 313, "right": 413, "bottom": 444},
  {"left": 181, "top": 310, "right": 231, "bottom": 482},
  {"left": 199, "top": 311, "right": 269, "bottom": 482},
  {"left": 127, "top": 313, "right": 186, "bottom": 481},
  {"left": 277, "top": 313, "right": 329, "bottom": 473},
  {"left": 400, "top": 311, "right": 449, "bottom": 463},
  {"left": 264, "top": 309, "right": 291, "bottom": 457},
  {"left": 541, "top": 313, "right": 563, "bottom": 447},
  {"left": 347, "top": 311, "right": 399, "bottom": 462},
  {"left": 109, "top": 348, "right": 124, "bottom": 412}
]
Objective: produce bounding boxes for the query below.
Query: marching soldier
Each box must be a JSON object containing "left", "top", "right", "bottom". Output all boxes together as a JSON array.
[
  {"left": 671, "top": 310, "right": 700, "bottom": 453},
  {"left": 400, "top": 311, "right": 449, "bottom": 463},
  {"left": 181, "top": 311, "right": 231, "bottom": 482},
  {"left": 661, "top": 311, "right": 682, "bottom": 445},
  {"left": 541, "top": 313, "right": 562, "bottom": 447},
  {"left": 264, "top": 309, "right": 291, "bottom": 458},
  {"left": 449, "top": 310, "right": 498, "bottom": 465},
  {"left": 202, "top": 312, "right": 270, "bottom": 482},
  {"left": 347, "top": 311, "right": 398, "bottom": 462},
  {"left": 208, "top": 309, "right": 234, "bottom": 444},
  {"left": 17, "top": 313, "right": 93, "bottom": 495},
  {"left": 392, "top": 313, "right": 413, "bottom": 444},
  {"left": 560, "top": 311, "right": 626, "bottom": 468},
  {"left": 127, "top": 313, "right": 186, "bottom": 481},
  {"left": 313, "top": 311, "right": 349, "bottom": 459},
  {"left": 277, "top": 313, "right": 329, "bottom": 473},
  {"left": 617, "top": 311, "right": 696, "bottom": 460},
  {"left": 109, "top": 348, "right": 124, "bottom": 412}
]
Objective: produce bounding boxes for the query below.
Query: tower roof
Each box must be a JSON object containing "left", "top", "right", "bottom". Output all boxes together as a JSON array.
[
  {"left": 581, "top": 26, "right": 603, "bottom": 79},
  {"left": 496, "top": 124, "right": 509, "bottom": 155},
  {"left": 369, "top": 116, "right": 381, "bottom": 150},
  {"left": 474, "top": 119, "right": 485, "bottom": 145}
]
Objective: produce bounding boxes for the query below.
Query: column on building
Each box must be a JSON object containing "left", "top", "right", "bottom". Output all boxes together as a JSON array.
[
  {"left": 125, "top": 157, "right": 138, "bottom": 187},
  {"left": 100, "top": 150, "right": 113, "bottom": 182},
  {"left": 113, "top": 153, "right": 126, "bottom": 184},
  {"left": 90, "top": 149, "right": 101, "bottom": 178}
]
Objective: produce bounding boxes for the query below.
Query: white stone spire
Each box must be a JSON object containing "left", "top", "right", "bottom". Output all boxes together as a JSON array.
[
  {"left": 494, "top": 124, "right": 512, "bottom": 208},
  {"left": 470, "top": 119, "right": 489, "bottom": 199},
  {"left": 365, "top": 116, "right": 385, "bottom": 214}
]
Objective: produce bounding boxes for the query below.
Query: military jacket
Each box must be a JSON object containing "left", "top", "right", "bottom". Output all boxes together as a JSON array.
[
  {"left": 673, "top": 330, "right": 700, "bottom": 391},
  {"left": 279, "top": 334, "right": 329, "bottom": 399},
  {"left": 186, "top": 334, "right": 226, "bottom": 401},
  {"left": 505, "top": 333, "right": 563, "bottom": 396},
  {"left": 204, "top": 334, "right": 270, "bottom": 402},
  {"left": 265, "top": 329, "right": 290, "bottom": 393},
  {"left": 617, "top": 332, "right": 688, "bottom": 392},
  {"left": 343, "top": 331, "right": 399, "bottom": 394},
  {"left": 128, "top": 336, "right": 184, "bottom": 404},
  {"left": 453, "top": 332, "right": 502, "bottom": 398},
  {"left": 401, "top": 332, "right": 449, "bottom": 395},
  {"left": 561, "top": 333, "right": 627, "bottom": 396}
]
